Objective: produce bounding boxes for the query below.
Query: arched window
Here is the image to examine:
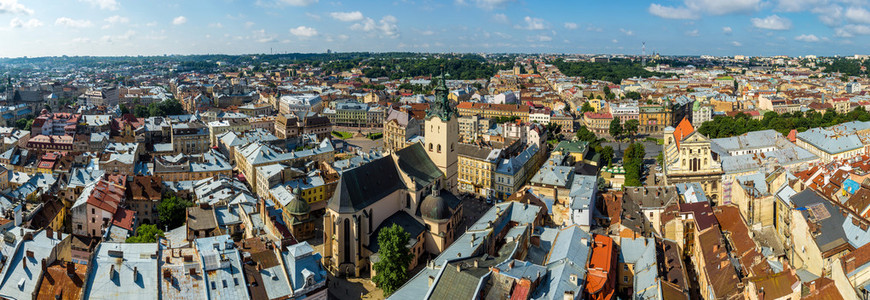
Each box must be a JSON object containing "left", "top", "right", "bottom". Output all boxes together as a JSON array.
[
  {"left": 429, "top": 143, "right": 433, "bottom": 151},
  {"left": 437, "top": 144, "right": 441, "bottom": 153}
]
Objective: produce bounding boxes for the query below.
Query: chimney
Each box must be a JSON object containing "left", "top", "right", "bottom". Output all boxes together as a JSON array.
[
  {"left": 66, "top": 262, "right": 75, "bottom": 276},
  {"left": 569, "top": 274, "right": 578, "bottom": 286},
  {"left": 428, "top": 276, "right": 434, "bottom": 287},
  {"left": 41, "top": 258, "right": 47, "bottom": 273},
  {"left": 56, "top": 230, "right": 62, "bottom": 240},
  {"left": 133, "top": 266, "right": 138, "bottom": 281},
  {"left": 474, "top": 260, "right": 479, "bottom": 268},
  {"left": 109, "top": 264, "right": 115, "bottom": 280},
  {"left": 456, "top": 264, "right": 461, "bottom": 272},
  {"left": 46, "top": 227, "right": 53, "bottom": 239},
  {"left": 564, "top": 291, "right": 575, "bottom": 300}
]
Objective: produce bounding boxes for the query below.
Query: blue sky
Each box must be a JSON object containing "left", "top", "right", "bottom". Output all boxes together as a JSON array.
[{"left": 0, "top": 0, "right": 868, "bottom": 57}]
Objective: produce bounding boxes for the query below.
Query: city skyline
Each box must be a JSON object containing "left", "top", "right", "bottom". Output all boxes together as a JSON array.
[{"left": 1, "top": 0, "right": 870, "bottom": 57}]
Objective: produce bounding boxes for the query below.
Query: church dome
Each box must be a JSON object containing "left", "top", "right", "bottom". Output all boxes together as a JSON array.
[
  {"left": 421, "top": 191, "right": 450, "bottom": 221},
  {"left": 286, "top": 190, "right": 310, "bottom": 215}
]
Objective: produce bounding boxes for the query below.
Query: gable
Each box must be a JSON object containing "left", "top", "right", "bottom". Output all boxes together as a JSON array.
[{"left": 682, "top": 131, "right": 710, "bottom": 144}]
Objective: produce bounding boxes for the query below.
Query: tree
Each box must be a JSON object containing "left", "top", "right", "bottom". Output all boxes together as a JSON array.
[
  {"left": 623, "top": 119, "right": 640, "bottom": 141},
  {"left": 157, "top": 195, "right": 193, "bottom": 229},
  {"left": 120, "top": 104, "right": 130, "bottom": 115},
  {"left": 609, "top": 117, "right": 623, "bottom": 139},
  {"left": 126, "top": 224, "right": 164, "bottom": 243},
  {"left": 623, "top": 91, "right": 641, "bottom": 100},
  {"left": 656, "top": 152, "right": 664, "bottom": 166},
  {"left": 581, "top": 102, "right": 594, "bottom": 113},
  {"left": 372, "top": 224, "right": 413, "bottom": 296},
  {"left": 600, "top": 145, "right": 614, "bottom": 167}
]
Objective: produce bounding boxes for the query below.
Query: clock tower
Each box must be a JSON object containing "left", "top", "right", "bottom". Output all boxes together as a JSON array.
[{"left": 424, "top": 72, "right": 458, "bottom": 192}]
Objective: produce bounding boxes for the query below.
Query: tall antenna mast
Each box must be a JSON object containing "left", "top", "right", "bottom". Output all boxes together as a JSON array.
[{"left": 642, "top": 42, "right": 647, "bottom": 67}]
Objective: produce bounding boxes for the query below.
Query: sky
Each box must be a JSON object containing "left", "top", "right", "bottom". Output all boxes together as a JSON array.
[{"left": 1, "top": 0, "right": 870, "bottom": 57}]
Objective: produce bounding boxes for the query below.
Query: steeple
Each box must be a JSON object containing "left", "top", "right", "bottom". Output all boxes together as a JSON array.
[{"left": 426, "top": 68, "right": 456, "bottom": 121}]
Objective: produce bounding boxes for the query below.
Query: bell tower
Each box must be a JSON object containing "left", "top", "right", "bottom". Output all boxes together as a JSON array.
[{"left": 424, "top": 71, "right": 458, "bottom": 192}]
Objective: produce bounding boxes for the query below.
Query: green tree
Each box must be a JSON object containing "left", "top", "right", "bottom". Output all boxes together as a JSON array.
[
  {"left": 623, "top": 91, "right": 641, "bottom": 100},
  {"left": 623, "top": 119, "right": 639, "bottom": 141},
  {"left": 125, "top": 224, "right": 164, "bottom": 243},
  {"left": 656, "top": 152, "right": 664, "bottom": 166},
  {"left": 372, "top": 224, "right": 413, "bottom": 296},
  {"left": 581, "top": 102, "right": 594, "bottom": 113},
  {"left": 600, "top": 145, "right": 614, "bottom": 167},
  {"left": 120, "top": 104, "right": 131, "bottom": 115},
  {"left": 609, "top": 117, "right": 623, "bottom": 139},
  {"left": 157, "top": 195, "right": 193, "bottom": 229},
  {"left": 133, "top": 105, "right": 150, "bottom": 118}
]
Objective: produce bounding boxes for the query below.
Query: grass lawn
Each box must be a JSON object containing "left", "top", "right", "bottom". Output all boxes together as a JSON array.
[
  {"left": 332, "top": 131, "right": 353, "bottom": 139},
  {"left": 366, "top": 133, "right": 383, "bottom": 140}
]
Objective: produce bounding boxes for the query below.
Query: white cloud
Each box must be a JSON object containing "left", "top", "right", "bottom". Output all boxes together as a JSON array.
[
  {"left": 172, "top": 16, "right": 187, "bottom": 25},
  {"left": 795, "top": 34, "right": 821, "bottom": 42},
  {"left": 620, "top": 28, "right": 634, "bottom": 36},
  {"left": 420, "top": 30, "right": 435, "bottom": 35},
  {"left": 0, "top": 0, "right": 33, "bottom": 15},
  {"left": 102, "top": 15, "right": 128, "bottom": 29},
  {"left": 648, "top": 4, "right": 697, "bottom": 19},
  {"left": 101, "top": 30, "right": 135, "bottom": 43},
  {"left": 9, "top": 17, "right": 42, "bottom": 29},
  {"left": 279, "top": 0, "right": 318, "bottom": 6},
  {"left": 145, "top": 22, "right": 157, "bottom": 27},
  {"left": 813, "top": 5, "right": 842, "bottom": 26},
  {"left": 684, "top": 0, "right": 760, "bottom": 15},
  {"left": 55, "top": 17, "right": 93, "bottom": 28},
  {"left": 686, "top": 29, "right": 699, "bottom": 36},
  {"left": 70, "top": 37, "right": 92, "bottom": 43},
  {"left": 457, "top": 0, "right": 513, "bottom": 10},
  {"left": 776, "top": 0, "right": 824, "bottom": 12},
  {"left": 732, "top": 41, "right": 743, "bottom": 46},
  {"left": 79, "top": 0, "right": 119, "bottom": 10},
  {"left": 492, "top": 13, "right": 509, "bottom": 24},
  {"left": 845, "top": 7, "right": 870, "bottom": 24},
  {"left": 104, "top": 15, "right": 129, "bottom": 24},
  {"left": 518, "top": 16, "right": 545, "bottom": 30},
  {"left": 612, "top": 39, "right": 619, "bottom": 43},
  {"left": 245, "top": 21, "right": 255, "bottom": 29},
  {"left": 305, "top": 12, "right": 321, "bottom": 20},
  {"left": 564, "top": 22, "right": 578, "bottom": 29},
  {"left": 331, "top": 11, "right": 364, "bottom": 22},
  {"left": 350, "top": 15, "right": 399, "bottom": 38},
  {"left": 529, "top": 35, "right": 551, "bottom": 42},
  {"left": 751, "top": 15, "right": 792, "bottom": 30},
  {"left": 835, "top": 24, "right": 870, "bottom": 37},
  {"left": 209, "top": 23, "right": 224, "bottom": 28},
  {"left": 290, "top": 25, "right": 318, "bottom": 37},
  {"left": 722, "top": 26, "right": 732, "bottom": 34},
  {"left": 649, "top": 0, "right": 760, "bottom": 20}
]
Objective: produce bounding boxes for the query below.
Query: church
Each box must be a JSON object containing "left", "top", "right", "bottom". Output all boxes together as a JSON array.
[
  {"left": 662, "top": 117, "right": 724, "bottom": 204},
  {"left": 322, "top": 74, "right": 464, "bottom": 277}
]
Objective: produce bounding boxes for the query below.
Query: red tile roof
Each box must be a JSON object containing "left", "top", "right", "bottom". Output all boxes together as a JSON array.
[
  {"left": 111, "top": 207, "right": 136, "bottom": 231},
  {"left": 673, "top": 117, "right": 694, "bottom": 149}
]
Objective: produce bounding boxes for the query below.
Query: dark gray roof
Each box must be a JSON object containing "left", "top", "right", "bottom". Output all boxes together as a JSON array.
[
  {"left": 367, "top": 211, "right": 425, "bottom": 254},
  {"left": 327, "top": 156, "right": 405, "bottom": 214},
  {"left": 790, "top": 189, "right": 849, "bottom": 253},
  {"left": 395, "top": 142, "right": 443, "bottom": 189}
]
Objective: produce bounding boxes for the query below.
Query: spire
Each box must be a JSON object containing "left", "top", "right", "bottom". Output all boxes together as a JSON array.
[{"left": 425, "top": 66, "right": 456, "bottom": 121}]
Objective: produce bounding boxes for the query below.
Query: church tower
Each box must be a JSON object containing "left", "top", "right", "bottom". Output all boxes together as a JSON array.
[{"left": 425, "top": 72, "right": 458, "bottom": 192}]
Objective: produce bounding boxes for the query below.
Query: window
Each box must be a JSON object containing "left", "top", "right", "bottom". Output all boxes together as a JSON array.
[
  {"left": 437, "top": 144, "right": 441, "bottom": 153},
  {"left": 623, "top": 265, "right": 628, "bottom": 271},
  {"left": 623, "top": 276, "right": 628, "bottom": 283},
  {"left": 429, "top": 143, "right": 433, "bottom": 151}
]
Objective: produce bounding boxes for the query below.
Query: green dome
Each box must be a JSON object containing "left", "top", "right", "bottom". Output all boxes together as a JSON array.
[{"left": 286, "top": 196, "right": 310, "bottom": 215}]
